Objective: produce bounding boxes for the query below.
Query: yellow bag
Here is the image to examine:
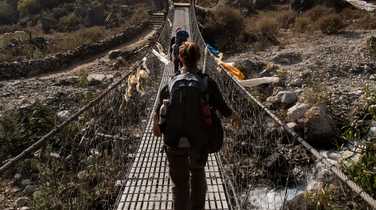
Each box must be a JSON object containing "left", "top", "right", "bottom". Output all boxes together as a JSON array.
[{"left": 219, "top": 62, "right": 245, "bottom": 80}]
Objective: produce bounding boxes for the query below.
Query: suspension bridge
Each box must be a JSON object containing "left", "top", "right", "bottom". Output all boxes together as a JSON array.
[
  {"left": 115, "top": 4, "right": 229, "bottom": 209},
  {"left": 1, "top": 1, "right": 376, "bottom": 210}
]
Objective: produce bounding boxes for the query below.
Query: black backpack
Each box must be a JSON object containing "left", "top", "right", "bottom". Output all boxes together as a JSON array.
[{"left": 163, "top": 72, "right": 224, "bottom": 153}]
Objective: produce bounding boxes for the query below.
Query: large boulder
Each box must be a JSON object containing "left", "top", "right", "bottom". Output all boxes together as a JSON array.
[
  {"left": 233, "top": 58, "right": 265, "bottom": 79},
  {"left": 87, "top": 73, "right": 113, "bottom": 86},
  {"left": 57, "top": 110, "right": 70, "bottom": 121},
  {"left": 77, "top": 170, "right": 89, "bottom": 180},
  {"left": 23, "top": 184, "right": 37, "bottom": 195},
  {"left": 266, "top": 95, "right": 279, "bottom": 107},
  {"left": 368, "top": 120, "right": 376, "bottom": 140},
  {"left": 303, "top": 105, "right": 336, "bottom": 147},
  {"left": 306, "top": 180, "right": 324, "bottom": 192},
  {"left": 108, "top": 50, "right": 122, "bottom": 60},
  {"left": 15, "top": 197, "right": 30, "bottom": 207},
  {"left": 14, "top": 173, "right": 22, "bottom": 181},
  {"left": 267, "top": 91, "right": 298, "bottom": 108},
  {"left": 21, "top": 179, "right": 32, "bottom": 186},
  {"left": 277, "top": 91, "right": 297, "bottom": 106},
  {"left": 286, "top": 103, "right": 310, "bottom": 122},
  {"left": 56, "top": 76, "right": 79, "bottom": 86},
  {"left": 288, "top": 77, "right": 304, "bottom": 87},
  {"left": 340, "top": 150, "right": 362, "bottom": 168},
  {"left": 368, "top": 126, "right": 376, "bottom": 140},
  {"left": 286, "top": 192, "right": 307, "bottom": 210},
  {"left": 264, "top": 152, "right": 289, "bottom": 182}
]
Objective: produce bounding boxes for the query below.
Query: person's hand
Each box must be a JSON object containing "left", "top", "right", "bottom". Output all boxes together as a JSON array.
[
  {"left": 153, "top": 113, "right": 162, "bottom": 137},
  {"left": 230, "top": 112, "right": 241, "bottom": 129},
  {"left": 153, "top": 123, "right": 162, "bottom": 137}
]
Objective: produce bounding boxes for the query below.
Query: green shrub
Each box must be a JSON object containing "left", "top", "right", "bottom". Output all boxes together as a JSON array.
[
  {"left": 368, "top": 36, "right": 376, "bottom": 58},
  {"left": 51, "top": 6, "right": 70, "bottom": 19},
  {"left": 59, "top": 13, "right": 81, "bottom": 31},
  {"left": 277, "top": 10, "right": 296, "bottom": 29},
  {"left": 294, "top": 16, "right": 312, "bottom": 33},
  {"left": 357, "top": 14, "right": 376, "bottom": 30},
  {"left": 340, "top": 7, "right": 363, "bottom": 20},
  {"left": 17, "top": 0, "right": 41, "bottom": 17},
  {"left": 304, "top": 187, "right": 336, "bottom": 210},
  {"left": 0, "top": 102, "right": 56, "bottom": 162},
  {"left": 251, "top": 0, "right": 272, "bottom": 9},
  {"left": 318, "top": 14, "right": 344, "bottom": 34},
  {"left": 302, "top": 86, "right": 329, "bottom": 105},
  {"left": 78, "top": 70, "right": 89, "bottom": 87},
  {"left": 85, "top": 4, "right": 105, "bottom": 26},
  {"left": 215, "top": 7, "right": 244, "bottom": 34},
  {"left": 40, "top": 14, "right": 58, "bottom": 33},
  {"left": 203, "top": 6, "right": 244, "bottom": 50},
  {"left": 0, "top": 24, "right": 21, "bottom": 34},
  {"left": 39, "top": 0, "right": 60, "bottom": 9},
  {"left": 129, "top": 5, "right": 148, "bottom": 24},
  {"left": 77, "top": 26, "right": 104, "bottom": 42},
  {"left": 342, "top": 85, "right": 376, "bottom": 197},
  {"left": 251, "top": 16, "right": 279, "bottom": 36},
  {"left": 305, "top": 5, "right": 333, "bottom": 22},
  {"left": 50, "top": 26, "right": 105, "bottom": 52},
  {"left": 345, "top": 143, "right": 376, "bottom": 198},
  {"left": 0, "top": 1, "right": 18, "bottom": 25}
]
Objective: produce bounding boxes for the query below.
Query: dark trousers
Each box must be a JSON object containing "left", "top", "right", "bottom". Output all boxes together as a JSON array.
[{"left": 166, "top": 147, "right": 208, "bottom": 210}]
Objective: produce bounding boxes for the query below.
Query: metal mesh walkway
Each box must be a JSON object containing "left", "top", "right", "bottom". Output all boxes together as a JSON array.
[{"left": 116, "top": 4, "right": 230, "bottom": 210}]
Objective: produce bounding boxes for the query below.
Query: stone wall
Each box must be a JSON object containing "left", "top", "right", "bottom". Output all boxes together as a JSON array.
[{"left": 0, "top": 22, "right": 149, "bottom": 81}]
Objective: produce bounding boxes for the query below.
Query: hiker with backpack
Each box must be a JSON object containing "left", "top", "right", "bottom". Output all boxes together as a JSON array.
[
  {"left": 170, "top": 27, "right": 189, "bottom": 74},
  {"left": 153, "top": 42, "right": 241, "bottom": 210}
]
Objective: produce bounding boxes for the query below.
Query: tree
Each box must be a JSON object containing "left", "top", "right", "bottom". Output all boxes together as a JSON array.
[
  {"left": 0, "top": 1, "right": 18, "bottom": 25},
  {"left": 17, "top": 0, "right": 41, "bottom": 17},
  {"left": 39, "top": 0, "right": 59, "bottom": 9},
  {"left": 85, "top": 4, "right": 105, "bottom": 26},
  {"left": 59, "top": 13, "right": 81, "bottom": 31},
  {"left": 40, "top": 14, "right": 58, "bottom": 33}
]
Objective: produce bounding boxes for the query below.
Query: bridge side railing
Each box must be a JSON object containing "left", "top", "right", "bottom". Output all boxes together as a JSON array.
[
  {"left": 189, "top": 2, "right": 376, "bottom": 209},
  {"left": 0, "top": 7, "right": 174, "bottom": 210},
  {"left": 111, "top": 6, "right": 175, "bottom": 209}
]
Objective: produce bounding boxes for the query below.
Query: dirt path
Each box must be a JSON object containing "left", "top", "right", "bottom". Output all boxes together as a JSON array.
[
  {"left": 0, "top": 29, "right": 157, "bottom": 114},
  {"left": 39, "top": 29, "right": 157, "bottom": 80}
]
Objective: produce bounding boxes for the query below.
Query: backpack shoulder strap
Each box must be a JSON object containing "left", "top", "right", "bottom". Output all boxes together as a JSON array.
[
  {"left": 200, "top": 74, "right": 210, "bottom": 102},
  {"left": 201, "top": 74, "right": 209, "bottom": 92}
]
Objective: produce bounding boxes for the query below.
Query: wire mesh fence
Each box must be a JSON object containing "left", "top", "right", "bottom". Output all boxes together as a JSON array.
[
  {"left": 0, "top": 8, "right": 174, "bottom": 210},
  {"left": 189, "top": 2, "right": 376, "bottom": 210}
]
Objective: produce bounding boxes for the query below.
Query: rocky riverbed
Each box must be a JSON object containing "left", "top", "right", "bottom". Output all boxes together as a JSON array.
[
  {"left": 228, "top": 28, "right": 376, "bottom": 143},
  {"left": 222, "top": 28, "right": 376, "bottom": 209}
]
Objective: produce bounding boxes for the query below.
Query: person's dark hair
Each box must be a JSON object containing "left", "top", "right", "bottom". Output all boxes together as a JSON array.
[{"left": 179, "top": 42, "right": 201, "bottom": 70}]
